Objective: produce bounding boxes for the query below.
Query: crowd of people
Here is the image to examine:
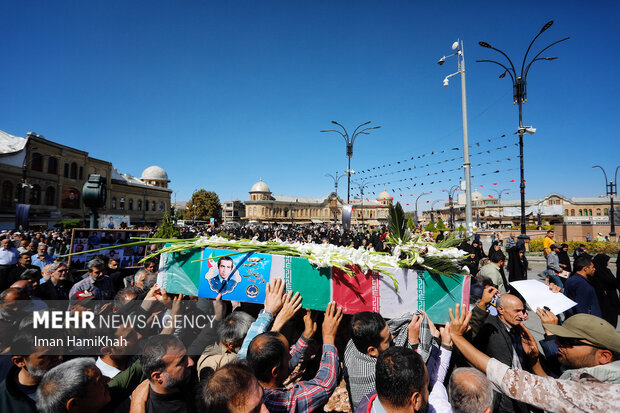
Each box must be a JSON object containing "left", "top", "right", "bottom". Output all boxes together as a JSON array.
[{"left": 0, "top": 225, "right": 619, "bottom": 412}]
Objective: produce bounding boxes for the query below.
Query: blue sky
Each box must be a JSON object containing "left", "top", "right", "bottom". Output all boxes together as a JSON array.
[{"left": 2, "top": 1, "right": 619, "bottom": 211}]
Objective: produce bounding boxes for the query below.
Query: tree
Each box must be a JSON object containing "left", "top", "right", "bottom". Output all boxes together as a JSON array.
[
  {"left": 154, "top": 212, "right": 180, "bottom": 239},
  {"left": 424, "top": 221, "right": 436, "bottom": 232},
  {"left": 184, "top": 190, "right": 221, "bottom": 222},
  {"left": 436, "top": 218, "right": 447, "bottom": 231}
]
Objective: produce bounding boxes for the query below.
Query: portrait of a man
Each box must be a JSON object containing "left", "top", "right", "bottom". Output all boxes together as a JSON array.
[{"left": 205, "top": 256, "right": 241, "bottom": 295}]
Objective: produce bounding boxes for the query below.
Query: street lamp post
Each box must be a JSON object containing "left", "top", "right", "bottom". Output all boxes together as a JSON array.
[
  {"left": 430, "top": 199, "right": 443, "bottom": 224},
  {"left": 592, "top": 165, "right": 619, "bottom": 238},
  {"left": 321, "top": 121, "right": 381, "bottom": 203},
  {"left": 490, "top": 188, "right": 510, "bottom": 227},
  {"left": 445, "top": 185, "right": 460, "bottom": 230},
  {"left": 438, "top": 39, "right": 473, "bottom": 237},
  {"left": 477, "top": 20, "right": 569, "bottom": 240},
  {"left": 415, "top": 192, "right": 431, "bottom": 227},
  {"left": 353, "top": 179, "right": 370, "bottom": 228},
  {"left": 325, "top": 171, "right": 345, "bottom": 196}
]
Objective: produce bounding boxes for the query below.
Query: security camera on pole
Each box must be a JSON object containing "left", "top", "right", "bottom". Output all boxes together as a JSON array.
[{"left": 438, "top": 40, "right": 474, "bottom": 237}]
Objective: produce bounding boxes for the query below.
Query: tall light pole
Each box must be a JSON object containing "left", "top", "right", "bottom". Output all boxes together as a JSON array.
[
  {"left": 490, "top": 188, "right": 510, "bottom": 227},
  {"left": 430, "top": 199, "right": 443, "bottom": 224},
  {"left": 353, "top": 179, "right": 371, "bottom": 228},
  {"left": 325, "top": 171, "right": 345, "bottom": 196},
  {"left": 438, "top": 40, "right": 473, "bottom": 238},
  {"left": 444, "top": 185, "right": 460, "bottom": 230},
  {"left": 321, "top": 121, "right": 381, "bottom": 203},
  {"left": 592, "top": 165, "right": 619, "bottom": 238},
  {"left": 414, "top": 191, "right": 431, "bottom": 227},
  {"left": 477, "top": 20, "right": 569, "bottom": 240}
]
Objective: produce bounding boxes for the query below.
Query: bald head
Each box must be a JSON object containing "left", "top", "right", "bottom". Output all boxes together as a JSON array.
[
  {"left": 448, "top": 368, "right": 493, "bottom": 413},
  {"left": 496, "top": 294, "right": 527, "bottom": 327}
]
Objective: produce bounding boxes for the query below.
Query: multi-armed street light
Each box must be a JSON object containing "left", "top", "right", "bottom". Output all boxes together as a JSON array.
[
  {"left": 489, "top": 188, "right": 511, "bottom": 227},
  {"left": 438, "top": 40, "right": 474, "bottom": 237},
  {"left": 430, "top": 199, "right": 443, "bottom": 224},
  {"left": 324, "top": 171, "right": 345, "bottom": 196},
  {"left": 477, "top": 20, "right": 569, "bottom": 240},
  {"left": 321, "top": 121, "right": 381, "bottom": 203},
  {"left": 414, "top": 191, "right": 431, "bottom": 227},
  {"left": 443, "top": 185, "right": 460, "bottom": 230},
  {"left": 592, "top": 165, "right": 619, "bottom": 238}
]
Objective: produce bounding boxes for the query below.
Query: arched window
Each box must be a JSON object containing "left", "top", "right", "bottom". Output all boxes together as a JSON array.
[
  {"left": 44, "top": 187, "right": 55, "bottom": 206},
  {"left": 564, "top": 209, "right": 569, "bottom": 216},
  {"left": 63, "top": 163, "right": 69, "bottom": 177},
  {"left": 578, "top": 209, "right": 582, "bottom": 216},
  {"left": 70, "top": 163, "right": 78, "bottom": 179},
  {"left": 31, "top": 153, "right": 43, "bottom": 171},
  {"left": 119, "top": 197, "right": 125, "bottom": 210},
  {"left": 589, "top": 209, "right": 593, "bottom": 216},
  {"left": 111, "top": 198, "right": 117, "bottom": 209},
  {"left": 604, "top": 208, "right": 609, "bottom": 215},
  {"left": 79, "top": 166, "right": 83, "bottom": 180},
  {"left": 29, "top": 185, "right": 41, "bottom": 205},
  {"left": 1, "top": 182, "right": 13, "bottom": 207},
  {"left": 159, "top": 202, "right": 165, "bottom": 212},
  {"left": 596, "top": 208, "right": 601, "bottom": 216},
  {"left": 152, "top": 201, "right": 156, "bottom": 211},
  {"left": 145, "top": 200, "right": 149, "bottom": 211},
  {"left": 570, "top": 209, "right": 575, "bottom": 216},
  {"left": 128, "top": 199, "right": 134, "bottom": 211},
  {"left": 137, "top": 200, "right": 142, "bottom": 211},
  {"left": 47, "top": 158, "right": 58, "bottom": 174}
]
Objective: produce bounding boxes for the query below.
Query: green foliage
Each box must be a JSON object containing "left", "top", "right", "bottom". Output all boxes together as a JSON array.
[
  {"left": 154, "top": 212, "right": 180, "bottom": 239},
  {"left": 529, "top": 238, "right": 619, "bottom": 254},
  {"left": 456, "top": 224, "right": 466, "bottom": 232},
  {"left": 184, "top": 190, "right": 222, "bottom": 222},
  {"left": 174, "top": 208, "right": 185, "bottom": 220},
  {"left": 424, "top": 221, "right": 436, "bottom": 232},
  {"left": 57, "top": 219, "right": 81, "bottom": 229},
  {"left": 388, "top": 202, "right": 408, "bottom": 242},
  {"left": 436, "top": 218, "right": 447, "bottom": 231}
]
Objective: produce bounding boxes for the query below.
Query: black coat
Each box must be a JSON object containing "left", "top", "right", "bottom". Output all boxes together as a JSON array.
[
  {"left": 591, "top": 254, "right": 619, "bottom": 327},
  {"left": 473, "top": 315, "right": 534, "bottom": 413}
]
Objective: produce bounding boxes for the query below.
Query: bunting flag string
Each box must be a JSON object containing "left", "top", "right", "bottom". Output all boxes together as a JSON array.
[
  {"left": 367, "top": 168, "right": 518, "bottom": 196},
  {"left": 357, "top": 132, "right": 510, "bottom": 175},
  {"left": 366, "top": 157, "right": 517, "bottom": 188},
  {"left": 358, "top": 144, "right": 517, "bottom": 179}
]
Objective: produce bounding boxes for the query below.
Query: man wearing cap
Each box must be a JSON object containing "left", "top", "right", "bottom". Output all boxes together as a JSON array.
[
  {"left": 448, "top": 305, "right": 620, "bottom": 412},
  {"left": 564, "top": 254, "right": 602, "bottom": 318},
  {"left": 545, "top": 243, "right": 564, "bottom": 289}
]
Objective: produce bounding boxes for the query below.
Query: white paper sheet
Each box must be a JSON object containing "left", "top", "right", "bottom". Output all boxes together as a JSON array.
[{"left": 509, "top": 280, "right": 577, "bottom": 315}]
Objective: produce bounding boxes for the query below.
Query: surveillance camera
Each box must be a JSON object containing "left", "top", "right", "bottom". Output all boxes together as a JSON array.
[
  {"left": 438, "top": 57, "right": 445, "bottom": 65},
  {"left": 443, "top": 78, "right": 449, "bottom": 87},
  {"left": 452, "top": 41, "right": 459, "bottom": 50}
]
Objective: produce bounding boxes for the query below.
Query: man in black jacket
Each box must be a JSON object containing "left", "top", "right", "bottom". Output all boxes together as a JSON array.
[
  {"left": 473, "top": 294, "right": 534, "bottom": 413},
  {"left": 0, "top": 329, "right": 63, "bottom": 413},
  {"left": 35, "top": 261, "right": 72, "bottom": 303}
]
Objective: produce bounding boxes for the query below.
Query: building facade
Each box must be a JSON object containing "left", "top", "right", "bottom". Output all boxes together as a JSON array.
[
  {"left": 243, "top": 179, "right": 392, "bottom": 226},
  {"left": 0, "top": 129, "right": 172, "bottom": 229},
  {"left": 421, "top": 191, "right": 616, "bottom": 231},
  {"left": 221, "top": 200, "right": 246, "bottom": 223}
]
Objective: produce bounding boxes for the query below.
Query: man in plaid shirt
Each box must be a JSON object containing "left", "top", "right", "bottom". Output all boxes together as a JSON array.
[{"left": 247, "top": 301, "right": 343, "bottom": 413}]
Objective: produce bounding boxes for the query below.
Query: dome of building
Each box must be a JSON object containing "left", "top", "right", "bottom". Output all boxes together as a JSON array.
[
  {"left": 377, "top": 190, "right": 392, "bottom": 201},
  {"left": 250, "top": 179, "right": 270, "bottom": 193},
  {"left": 472, "top": 189, "right": 483, "bottom": 200},
  {"left": 141, "top": 165, "right": 169, "bottom": 181}
]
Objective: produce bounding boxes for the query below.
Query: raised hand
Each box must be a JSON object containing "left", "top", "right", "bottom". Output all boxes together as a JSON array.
[
  {"left": 271, "top": 291, "right": 303, "bottom": 332},
  {"left": 478, "top": 286, "right": 499, "bottom": 310},
  {"left": 264, "top": 278, "right": 286, "bottom": 315},
  {"left": 536, "top": 307, "right": 558, "bottom": 335},
  {"left": 322, "top": 301, "right": 343, "bottom": 345},
  {"left": 448, "top": 304, "right": 472, "bottom": 339},
  {"left": 408, "top": 313, "right": 423, "bottom": 345},
  {"left": 440, "top": 322, "right": 452, "bottom": 347},
  {"left": 303, "top": 309, "right": 318, "bottom": 339}
]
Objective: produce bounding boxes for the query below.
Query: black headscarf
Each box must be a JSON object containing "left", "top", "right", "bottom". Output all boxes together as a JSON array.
[
  {"left": 507, "top": 246, "right": 527, "bottom": 283},
  {"left": 557, "top": 243, "right": 572, "bottom": 273},
  {"left": 591, "top": 253, "right": 619, "bottom": 328}
]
